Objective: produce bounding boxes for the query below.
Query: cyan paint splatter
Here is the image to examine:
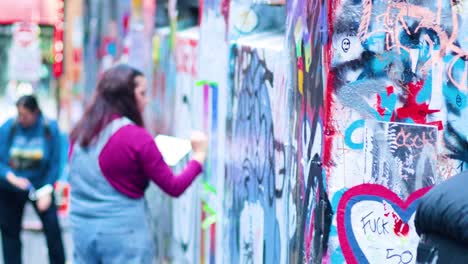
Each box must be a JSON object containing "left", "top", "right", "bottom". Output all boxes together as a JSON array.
[
  {"left": 417, "top": 72, "right": 432, "bottom": 104},
  {"left": 329, "top": 189, "right": 347, "bottom": 264},
  {"left": 443, "top": 83, "right": 467, "bottom": 110},
  {"left": 344, "top": 119, "right": 365, "bottom": 150},
  {"left": 376, "top": 90, "right": 397, "bottom": 121}
]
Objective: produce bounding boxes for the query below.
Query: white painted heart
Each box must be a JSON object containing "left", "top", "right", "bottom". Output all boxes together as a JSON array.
[{"left": 337, "top": 184, "right": 430, "bottom": 264}]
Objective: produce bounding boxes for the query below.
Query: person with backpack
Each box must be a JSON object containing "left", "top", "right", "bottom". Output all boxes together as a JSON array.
[{"left": 0, "top": 95, "right": 65, "bottom": 264}]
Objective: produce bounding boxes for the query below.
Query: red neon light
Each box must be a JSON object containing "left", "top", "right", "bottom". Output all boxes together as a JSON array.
[{"left": 52, "top": 0, "right": 64, "bottom": 78}]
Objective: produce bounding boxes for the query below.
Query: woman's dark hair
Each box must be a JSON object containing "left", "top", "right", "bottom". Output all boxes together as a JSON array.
[
  {"left": 71, "top": 64, "right": 144, "bottom": 147},
  {"left": 16, "top": 95, "right": 40, "bottom": 113}
]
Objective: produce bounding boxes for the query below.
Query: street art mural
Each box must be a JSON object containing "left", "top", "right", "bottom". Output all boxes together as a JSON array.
[
  {"left": 145, "top": 182, "right": 173, "bottom": 263},
  {"left": 171, "top": 27, "right": 203, "bottom": 264},
  {"left": 326, "top": 0, "right": 468, "bottom": 263},
  {"left": 80, "top": 0, "right": 468, "bottom": 263},
  {"left": 198, "top": 2, "right": 230, "bottom": 263},
  {"left": 82, "top": 0, "right": 154, "bottom": 99},
  {"left": 149, "top": 28, "right": 177, "bottom": 135},
  {"left": 197, "top": 80, "right": 220, "bottom": 264},
  {"left": 147, "top": 9, "right": 210, "bottom": 262},
  {"left": 225, "top": 35, "right": 288, "bottom": 264},
  {"left": 363, "top": 122, "right": 439, "bottom": 198},
  {"left": 286, "top": 0, "right": 333, "bottom": 262},
  {"left": 173, "top": 27, "right": 202, "bottom": 136},
  {"left": 228, "top": 0, "right": 286, "bottom": 41},
  {"left": 329, "top": 0, "right": 467, "bottom": 178},
  {"left": 337, "top": 184, "right": 430, "bottom": 264},
  {"left": 172, "top": 161, "right": 201, "bottom": 264}
]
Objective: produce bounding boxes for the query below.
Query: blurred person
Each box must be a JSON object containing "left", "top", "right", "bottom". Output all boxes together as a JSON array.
[
  {"left": 68, "top": 64, "right": 208, "bottom": 264},
  {"left": 415, "top": 170, "right": 468, "bottom": 263},
  {"left": 0, "top": 95, "right": 65, "bottom": 264}
]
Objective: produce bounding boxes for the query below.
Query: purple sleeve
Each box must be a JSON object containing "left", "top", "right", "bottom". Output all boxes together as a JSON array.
[{"left": 137, "top": 140, "right": 203, "bottom": 197}]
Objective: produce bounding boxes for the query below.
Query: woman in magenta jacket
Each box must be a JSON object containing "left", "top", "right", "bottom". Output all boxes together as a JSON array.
[{"left": 68, "top": 64, "right": 207, "bottom": 263}]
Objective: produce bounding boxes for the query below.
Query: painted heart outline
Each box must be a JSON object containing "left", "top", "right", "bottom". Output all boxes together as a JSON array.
[{"left": 337, "top": 184, "right": 431, "bottom": 264}]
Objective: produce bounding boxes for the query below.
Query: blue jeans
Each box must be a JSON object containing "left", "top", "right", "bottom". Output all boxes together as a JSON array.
[{"left": 72, "top": 219, "right": 154, "bottom": 264}]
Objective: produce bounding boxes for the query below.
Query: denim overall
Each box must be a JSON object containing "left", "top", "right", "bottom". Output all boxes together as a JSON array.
[{"left": 69, "top": 117, "right": 154, "bottom": 264}]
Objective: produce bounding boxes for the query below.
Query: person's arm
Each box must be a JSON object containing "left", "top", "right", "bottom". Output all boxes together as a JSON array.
[
  {"left": 138, "top": 141, "right": 203, "bottom": 197},
  {"left": 41, "top": 121, "right": 61, "bottom": 189},
  {"left": 0, "top": 119, "right": 14, "bottom": 179}
]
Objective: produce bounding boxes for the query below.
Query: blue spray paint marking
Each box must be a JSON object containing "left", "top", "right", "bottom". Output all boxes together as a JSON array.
[
  {"left": 329, "top": 189, "right": 347, "bottom": 263},
  {"left": 344, "top": 119, "right": 365, "bottom": 150},
  {"left": 363, "top": 34, "right": 385, "bottom": 53},
  {"left": 417, "top": 72, "right": 432, "bottom": 104},
  {"left": 227, "top": 48, "right": 278, "bottom": 264},
  {"left": 209, "top": 82, "right": 219, "bottom": 188},
  {"left": 370, "top": 56, "right": 388, "bottom": 73},
  {"left": 444, "top": 84, "right": 467, "bottom": 110},
  {"left": 107, "top": 42, "right": 117, "bottom": 56},
  {"left": 196, "top": 80, "right": 220, "bottom": 184},
  {"left": 211, "top": 83, "right": 218, "bottom": 133},
  {"left": 402, "top": 118, "right": 416, "bottom": 124},
  {"left": 441, "top": 55, "right": 468, "bottom": 110}
]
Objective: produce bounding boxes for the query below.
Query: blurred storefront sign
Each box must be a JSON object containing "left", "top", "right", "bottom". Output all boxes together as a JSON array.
[
  {"left": 0, "top": 0, "right": 59, "bottom": 25},
  {"left": 8, "top": 22, "right": 42, "bottom": 82}
]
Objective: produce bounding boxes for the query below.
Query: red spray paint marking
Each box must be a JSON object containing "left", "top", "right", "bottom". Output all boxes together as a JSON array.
[
  {"left": 387, "top": 86, "right": 394, "bottom": 96},
  {"left": 322, "top": 0, "right": 336, "bottom": 178},
  {"left": 123, "top": 14, "right": 130, "bottom": 33},
  {"left": 297, "top": 57, "right": 304, "bottom": 71},
  {"left": 396, "top": 81, "right": 442, "bottom": 129},
  {"left": 221, "top": 0, "right": 230, "bottom": 38},
  {"left": 393, "top": 216, "right": 410, "bottom": 237},
  {"left": 383, "top": 201, "right": 409, "bottom": 237},
  {"left": 198, "top": 0, "right": 203, "bottom": 26},
  {"left": 376, "top": 94, "right": 386, "bottom": 117}
]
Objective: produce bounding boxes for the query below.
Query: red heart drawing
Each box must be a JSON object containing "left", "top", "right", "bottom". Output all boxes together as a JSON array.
[{"left": 337, "top": 184, "right": 431, "bottom": 264}]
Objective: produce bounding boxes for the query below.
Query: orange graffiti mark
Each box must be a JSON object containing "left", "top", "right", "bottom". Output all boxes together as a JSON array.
[
  {"left": 394, "top": 128, "right": 437, "bottom": 150},
  {"left": 357, "top": 0, "right": 373, "bottom": 41}
]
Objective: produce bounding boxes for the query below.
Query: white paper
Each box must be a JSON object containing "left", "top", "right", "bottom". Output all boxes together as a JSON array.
[{"left": 154, "top": 134, "right": 192, "bottom": 166}]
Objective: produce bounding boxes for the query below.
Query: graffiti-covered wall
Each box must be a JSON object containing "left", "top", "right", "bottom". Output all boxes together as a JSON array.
[
  {"left": 83, "top": 0, "right": 468, "bottom": 263},
  {"left": 286, "top": 0, "right": 335, "bottom": 262},
  {"left": 322, "top": 0, "right": 468, "bottom": 263},
  {"left": 158, "top": 0, "right": 466, "bottom": 262},
  {"left": 224, "top": 34, "right": 288, "bottom": 264}
]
